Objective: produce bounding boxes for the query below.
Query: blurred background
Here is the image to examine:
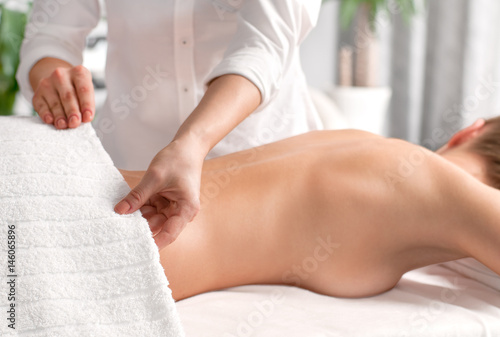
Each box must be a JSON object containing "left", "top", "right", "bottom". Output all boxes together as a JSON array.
[{"left": 3, "top": 0, "right": 500, "bottom": 150}]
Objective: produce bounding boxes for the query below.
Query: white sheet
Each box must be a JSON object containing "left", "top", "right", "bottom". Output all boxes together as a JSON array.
[
  {"left": 177, "top": 264, "right": 500, "bottom": 336},
  {"left": 444, "top": 258, "right": 500, "bottom": 292}
]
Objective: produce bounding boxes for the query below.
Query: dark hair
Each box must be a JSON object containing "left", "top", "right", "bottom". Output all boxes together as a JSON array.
[{"left": 470, "top": 116, "right": 500, "bottom": 189}]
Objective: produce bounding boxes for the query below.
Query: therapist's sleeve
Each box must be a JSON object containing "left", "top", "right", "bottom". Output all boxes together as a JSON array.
[
  {"left": 16, "top": 0, "right": 101, "bottom": 102},
  {"left": 205, "top": 0, "right": 321, "bottom": 109}
]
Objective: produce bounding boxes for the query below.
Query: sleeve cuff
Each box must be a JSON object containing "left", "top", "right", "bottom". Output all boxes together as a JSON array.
[{"left": 205, "top": 47, "right": 282, "bottom": 112}]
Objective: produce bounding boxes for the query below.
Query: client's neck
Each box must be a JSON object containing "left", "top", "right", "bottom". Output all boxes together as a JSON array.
[{"left": 440, "top": 148, "right": 488, "bottom": 184}]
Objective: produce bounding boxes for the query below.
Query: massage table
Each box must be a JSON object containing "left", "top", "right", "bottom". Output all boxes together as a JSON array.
[{"left": 177, "top": 262, "right": 500, "bottom": 336}]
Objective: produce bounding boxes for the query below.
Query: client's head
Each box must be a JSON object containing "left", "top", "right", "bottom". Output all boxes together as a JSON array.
[{"left": 437, "top": 116, "right": 500, "bottom": 188}]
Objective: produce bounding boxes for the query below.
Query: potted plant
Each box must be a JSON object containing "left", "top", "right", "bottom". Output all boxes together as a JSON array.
[
  {"left": 325, "top": 0, "right": 418, "bottom": 135},
  {"left": 0, "top": 0, "right": 29, "bottom": 115}
]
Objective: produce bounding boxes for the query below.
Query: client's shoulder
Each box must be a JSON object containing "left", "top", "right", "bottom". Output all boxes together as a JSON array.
[
  {"left": 378, "top": 138, "right": 490, "bottom": 201},
  {"left": 365, "top": 137, "right": 444, "bottom": 193}
]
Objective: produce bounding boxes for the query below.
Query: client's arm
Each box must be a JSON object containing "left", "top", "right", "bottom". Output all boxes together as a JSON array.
[
  {"left": 450, "top": 178, "right": 500, "bottom": 276},
  {"left": 430, "top": 157, "right": 500, "bottom": 276}
]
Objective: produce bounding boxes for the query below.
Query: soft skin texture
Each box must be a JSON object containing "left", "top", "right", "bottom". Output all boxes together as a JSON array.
[{"left": 120, "top": 122, "right": 500, "bottom": 301}]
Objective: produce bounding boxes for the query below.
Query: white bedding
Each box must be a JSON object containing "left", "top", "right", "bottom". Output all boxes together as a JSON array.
[{"left": 177, "top": 263, "right": 500, "bottom": 336}]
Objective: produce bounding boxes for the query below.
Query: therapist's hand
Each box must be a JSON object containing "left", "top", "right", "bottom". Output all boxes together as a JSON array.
[
  {"left": 30, "top": 58, "right": 95, "bottom": 129},
  {"left": 115, "top": 74, "right": 260, "bottom": 250},
  {"left": 114, "top": 139, "right": 202, "bottom": 249}
]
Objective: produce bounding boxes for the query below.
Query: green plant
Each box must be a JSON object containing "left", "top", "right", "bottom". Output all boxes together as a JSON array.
[
  {"left": 323, "top": 0, "right": 418, "bottom": 31},
  {"left": 323, "top": 0, "right": 420, "bottom": 86},
  {"left": 0, "top": 3, "right": 29, "bottom": 115}
]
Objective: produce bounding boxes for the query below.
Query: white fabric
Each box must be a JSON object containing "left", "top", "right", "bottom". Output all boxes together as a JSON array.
[
  {"left": 17, "top": 0, "right": 323, "bottom": 170},
  {"left": 444, "top": 258, "right": 500, "bottom": 292},
  {"left": 0, "top": 117, "right": 184, "bottom": 337},
  {"left": 177, "top": 264, "right": 500, "bottom": 336},
  {"left": 308, "top": 86, "right": 350, "bottom": 130}
]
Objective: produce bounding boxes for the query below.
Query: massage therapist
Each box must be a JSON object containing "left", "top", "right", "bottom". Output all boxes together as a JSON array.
[{"left": 17, "top": 0, "right": 323, "bottom": 249}]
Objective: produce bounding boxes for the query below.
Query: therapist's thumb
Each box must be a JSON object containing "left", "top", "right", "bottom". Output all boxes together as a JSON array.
[{"left": 114, "top": 177, "right": 156, "bottom": 215}]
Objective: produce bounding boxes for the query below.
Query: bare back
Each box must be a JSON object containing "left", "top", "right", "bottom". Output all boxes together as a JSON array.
[{"left": 122, "top": 130, "right": 492, "bottom": 300}]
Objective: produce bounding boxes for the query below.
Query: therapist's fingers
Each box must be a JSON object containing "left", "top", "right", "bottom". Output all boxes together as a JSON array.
[
  {"left": 42, "top": 84, "right": 68, "bottom": 130},
  {"left": 71, "top": 65, "right": 95, "bottom": 123},
  {"left": 160, "top": 190, "right": 200, "bottom": 221},
  {"left": 32, "top": 65, "right": 94, "bottom": 128},
  {"left": 51, "top": 68, "right": 81, "bottom": 129},
  {"left": 153, "top": 215, "right": 187, "bottom": 248},
  {"left": 149, "top": 194, "right": 170, "bottom": 212},
  {"left": 140, "top": 205, "right": 157, "bottom": 218},
  {"left": 32, "top": 78, "right": 61, "bottom": 126},
  {"left": 114, "top": 172, "right": 159, "bottom": 215},
  {"left": 147, "top": 213, "right": 167, "bottom": 237},
  {"left": 139, "top": 194, "right": 197, "bottom": 249},
  {"left": 154, "top": 198, "right": 198, "bottom": 250},
  {"left": 32, "top": 93, "right": 53, "bottom": 125},
  {"left": 140, "top": 207, "right": 165, "bottom": 235}
]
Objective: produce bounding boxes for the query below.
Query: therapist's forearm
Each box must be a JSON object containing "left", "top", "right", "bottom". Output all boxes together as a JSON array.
[{"left": 172, "top": 74, "right": 262, "bottom": 157}]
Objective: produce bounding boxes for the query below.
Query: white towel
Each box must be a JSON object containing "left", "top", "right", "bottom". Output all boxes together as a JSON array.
[{"left": 0, "top": 117, "right": 184, "bottom": 337}]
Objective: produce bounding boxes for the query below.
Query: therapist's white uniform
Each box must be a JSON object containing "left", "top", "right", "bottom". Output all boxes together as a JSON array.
[{"left": 17, "top": 0, "right": 323, "bottom": 170}]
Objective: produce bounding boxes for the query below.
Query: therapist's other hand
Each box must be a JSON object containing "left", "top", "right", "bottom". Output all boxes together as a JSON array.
[
  {"left": 32, "top": 64, "right": 95, "bottom": 129},
  {"left": 114, "top": 140, "right": 202, "bottom": 249}
]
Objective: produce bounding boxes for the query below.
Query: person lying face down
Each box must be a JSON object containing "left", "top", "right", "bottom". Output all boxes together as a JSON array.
[{"left": 119, "top": 117, "right": 500, "bottom": 301}]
